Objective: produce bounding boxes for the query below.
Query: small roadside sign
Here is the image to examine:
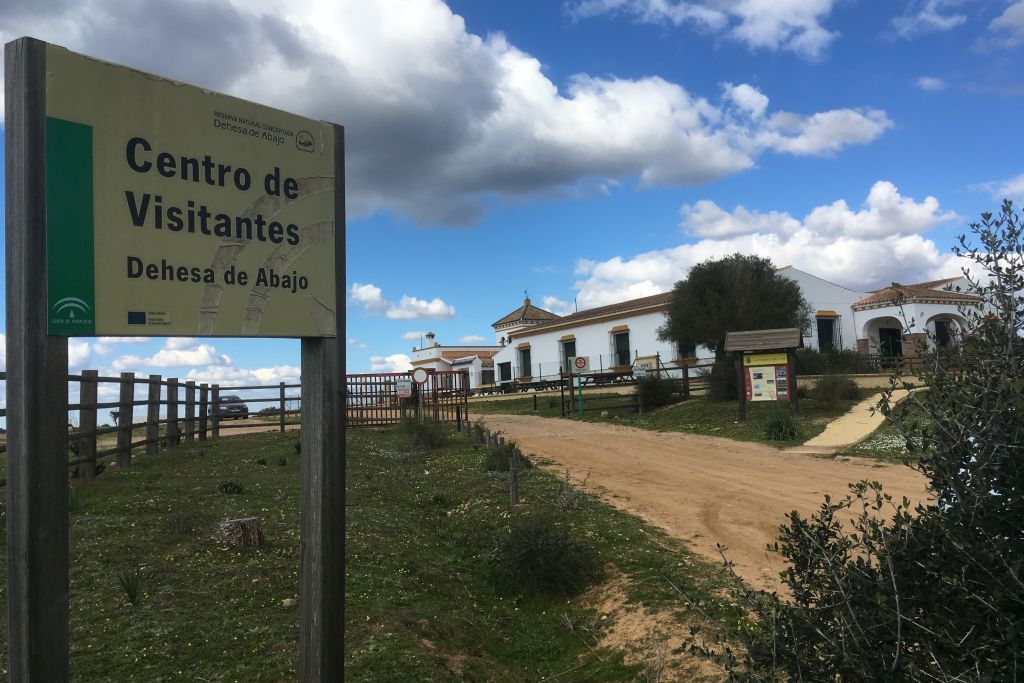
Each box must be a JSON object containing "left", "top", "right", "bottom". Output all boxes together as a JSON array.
[
  {"left": 396, "top": 378, "right": 413, "bottom": 398},
  {"left": 571, "top": 356, "right": 589, "bottom": 373},
  {"left": 634, "top": 366, "right": 649, "bottom": 378},
  {"left": 411, "top": 367, "right": 429, "bottom": 384}
]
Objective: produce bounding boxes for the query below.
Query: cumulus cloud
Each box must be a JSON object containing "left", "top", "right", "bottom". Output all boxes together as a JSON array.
[
  {"left": 891, "top": 0, "right": 967, "bottom": 38},
  {"left": 385, "top": 295, "right": 456, "bottom": 320},
  {"left": 347, "top": 338, "right": 368, "bottom": 349},
  {"left": 457, "top": 335, "right": 486, "bottom": 344},
  {"left": 184, "top": 364, "right": 301, "bottom": 386},
  {"left": 69, "top": 340, "right": 92, "bottom": 370},
  {"left": 975, "top": 173, "right": 1024, "bottom": 203},
  {"left": 988, "top": 1, "right": 1024, "bottom": 48},
  {"left": 573, "top": 181, "right": 962, "bottom": 307},
  {"left": 916, "top": 76, "right": 946, "bottom": 91},
  {"left": 540, "top": 296, "right": 577, "bottom": 316},
  {"left": 401, "top": 331, "right": 428, "bottom": 341},
  {"left": 350, "top": 283, "right": 456, "bottom": 320},
  {"left": 349, "top": 283, "right": 390, "bottom": 313},
  {"left": 112, "top": 338, "right": 232, "bottom": 370},
  {"left": 0, "top": 0, "right": 891, "bottom": 225},
  {"left": 370, "top": 354, "right": 413, "bottom": 373},
  {"left": 569, "top": 0, "right": 840, "bottom": 59}
]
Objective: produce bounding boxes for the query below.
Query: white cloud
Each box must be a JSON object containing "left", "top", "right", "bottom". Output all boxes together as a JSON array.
[
  {"left": 111, "top": 338, "right": 232, "bottom": 370},
  {"left": 69, "top": 340, "right": 92, "bottom": 370},
  {"left": 916, "top": 76, "right": 946, "bottom": 91},
  {"left": 369, "top": 354, "right": 413, "bottom": 373},
  {"left": 184, "top": 364, "right": 301, "bottom": 386},
  {"left": 385, "top": 295, "right": 456, "bottom": 320},
  {"left": 682, "top": 200, "right": 802, "bottom": 238},
  {"left": 401, "top": 331, "right": 428, "bottom": 341},
  {"left": 457, "top": 335, "right": 486, "bottom": 344},
  {"left": 573, "top": 181, "right": 962, "bottom": 307},
  {"left": 891, "top": 0, "right": 967, "bottom": 38},
  {"left": 989, "top": 1, "right": 1024, "bottom": 48},
  {"left": 976, "top": 173, "right": 1024, "bottom": 203},
  {"left": 541, "top": 296, "right": 577, "bottom": 316},
  {"left": 350, "top": 283, "right": 456, "bottom": 320},
  {"left": 96, "top": 336, "right": 150, "bottom": 344},
  {"left": 723, "top": 82, "right": 769, "bottom": 118},
  {"left": 569, "top": 0, "right": 839, "bottom": 59},
  {"left": 347, "top": 338, "right": 368, "bottom": 349},
  {"left": 349, "top": 283, "right": 390, "bottom": 313},
  {"left": 0, "top": 0, "right": 891, "bottom": 225}
]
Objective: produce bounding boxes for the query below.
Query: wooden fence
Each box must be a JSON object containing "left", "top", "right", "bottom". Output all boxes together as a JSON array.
[{"left": 0, "top": 371, "right": 301, "bottom": 487}]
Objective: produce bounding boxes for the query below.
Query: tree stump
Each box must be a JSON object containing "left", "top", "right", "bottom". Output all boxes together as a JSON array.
[{"left": 215, "top": 517, "right": 265, "bottom": 549}]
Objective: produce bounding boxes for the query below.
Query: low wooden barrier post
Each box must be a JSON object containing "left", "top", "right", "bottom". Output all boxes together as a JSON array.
[
  {"left": 280, "top": 381, "right": 287, "bottom": 433},
  {"left": 167, "top": 377, "right": 179, "bottom": 449},
  {"left": 78, "top": 370, "right": 99, "bottom": 480},
  {"left": 185, "top": 381, "right": 196, "bottom": 443},
  {"left": 116, "top": 372, "right": 135, "bottom": 468},
  {"left": 199, "top": 383, "right": 209, "bottom": 441},
  {"left": 146, "top": 375, "right": 161, "bottom": 455},
  {"left": 211, "top": 384, "right": 220, "bottom": 438}
]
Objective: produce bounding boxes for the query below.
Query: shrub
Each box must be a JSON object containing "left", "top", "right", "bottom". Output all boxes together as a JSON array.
[
  {"left": 118, "top": 569, "right": 143, "bottom": 605},
  {"left": 762, "top": 408, "right": 800, "bottom": 441},
  {"left": 723, "top": 202, "right": 1024, "bottom": 681},
  {"left": 811, "top": 373, "right": 859, "bottom": 411},
  {"left": 277, "top": 456, "right": 288, "bottom": 467},
  {"left": 500, "top": 513, "right": 601, "bottom": 594},
  {"left": 218, "top": 481, "right": 245, "bottom": 495},
  {"left": 796, "top": 348, "right": 868, "bottom": 375},
  {"left": 637, "top": 374, "right": 676, "bottom": 410},
  {"left": 399, "top": 417, "right": 451, "bottom": 449}
]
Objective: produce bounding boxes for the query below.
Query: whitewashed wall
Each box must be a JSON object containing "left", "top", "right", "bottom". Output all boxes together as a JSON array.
[{"left": 778, "top": 267, "right": 867, "bottom": 352}]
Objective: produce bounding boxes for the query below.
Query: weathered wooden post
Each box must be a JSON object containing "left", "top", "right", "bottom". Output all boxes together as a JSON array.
[
  {"left": 116, "top": 372, "right": 135, "bottom": 468},
  {"left": 166, "top": 377, "right": 179, "bottom": 449},
  {"left": 456, "top": 404, "right": 462, "bottom": 432},
  {"left": 735, "top": 354, "right": 746, "bottom": 422},
  {"left": 185, "top": 380, "right": 196, "bottom": 443},
  {"left": 199, "top": 383, "right": 209, "bottom": 442},
  {"left": 5, "top": 37, "right": 71, "bottom": 680},
  {"left": 211, "top": 384, "right": 220, "bottom": 439},
  {"left": 509, "top": 445, "right": 520, "bottom": 505},
  {"left": 682, "top": 364, "right": 690, "bottom": 399},
  {"left": 280, "top": 381, "right": 287, "bottom": 433},
  {"left": 78, "top": 370, "right": 99, "bottom": 480},
  {"left": 147, "top": 374, "right": 161, "bottom": 454}
]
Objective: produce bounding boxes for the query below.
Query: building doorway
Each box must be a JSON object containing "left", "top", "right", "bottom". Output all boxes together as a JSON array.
[{"left": 878, "top": 328, "right": 903, "bottom": 358}]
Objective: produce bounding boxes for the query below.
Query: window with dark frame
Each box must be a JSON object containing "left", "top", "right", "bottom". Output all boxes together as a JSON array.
[
  {"left": 816, "top": 316, "right": 841, "bottom": 352},
  {"left": 518, "top": 347, "right": 532, "bottom": 377},
  {"left": 561, "top": 339, "right": 576, "bottom": 372},
  {"left": 677, "top": 341, "right": 696, "bottom": 359}
]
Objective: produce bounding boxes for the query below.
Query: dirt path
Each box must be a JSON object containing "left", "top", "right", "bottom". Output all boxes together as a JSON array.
[{"left": 479, "top": 414, "right": 928, "bottom": 590}]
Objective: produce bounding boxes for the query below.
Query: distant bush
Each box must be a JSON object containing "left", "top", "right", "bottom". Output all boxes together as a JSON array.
[
  {"left": 399, "top": 417, "right": 450, "bottom": 449},
  {"left": 500, "top": 513, "right": 601, "bottom": 595},
  {"left": 762, "top": 409, "right": 800, "bottom": 441},
  {"left": 218, "top": 481, "right": 245, "bottom": 495},
  {"left": 812, "top": 374, "right": 859, "bottom": 411},
  {"left": 483, "top": 440, "right": 531, "bottom": 472},
  {"left": 637, "top": 374, "right": 676, "bottom": 410}
]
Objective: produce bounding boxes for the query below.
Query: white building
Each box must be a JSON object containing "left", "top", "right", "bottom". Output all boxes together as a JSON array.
[
  {"left": 409, "top": 332, "right": 502, "bottom": 389},
  {"left": 488, "top": 267, "right": 978, "bottom": 386}
]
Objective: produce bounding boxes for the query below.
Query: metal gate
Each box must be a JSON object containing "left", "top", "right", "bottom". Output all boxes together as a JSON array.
[{"left": 346, "top": 370, "right": 470, "bottom": 428}]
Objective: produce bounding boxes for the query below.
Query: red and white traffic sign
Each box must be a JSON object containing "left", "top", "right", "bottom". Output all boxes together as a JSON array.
[{"left": 572, "top": 356, "right": 589, "bottom": 373}]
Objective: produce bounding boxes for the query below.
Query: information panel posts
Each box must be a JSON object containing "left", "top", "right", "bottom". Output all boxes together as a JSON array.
[
  {"left": 5, "top": 37, "right": 344, "bottom": 681},
  {"left": 723, "top": 328, "right": 803, "bottom": 422}
]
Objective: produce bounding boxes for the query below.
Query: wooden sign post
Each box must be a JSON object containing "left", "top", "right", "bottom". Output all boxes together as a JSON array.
[{"left": 5, "top": 37, "right": 345, "bottom": 681}]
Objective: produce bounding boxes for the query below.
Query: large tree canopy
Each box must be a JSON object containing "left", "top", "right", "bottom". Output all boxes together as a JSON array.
[{"left": 657, "top": 253, "right": 812, "bottom": 356}]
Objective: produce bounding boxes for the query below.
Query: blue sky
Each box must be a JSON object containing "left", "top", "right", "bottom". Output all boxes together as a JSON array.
[{"left": 1, "top": 0, "right": 1023, "bottom": 382}]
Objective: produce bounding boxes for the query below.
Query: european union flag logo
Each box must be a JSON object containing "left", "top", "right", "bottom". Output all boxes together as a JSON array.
[{"left": 127, "top": 311, "right": 146, "bottom": 325}]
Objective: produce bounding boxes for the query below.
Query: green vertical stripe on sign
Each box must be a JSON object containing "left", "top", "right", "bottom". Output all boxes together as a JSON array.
[{"left": 46, "top": 116, "right": 96, "bottom": 335}]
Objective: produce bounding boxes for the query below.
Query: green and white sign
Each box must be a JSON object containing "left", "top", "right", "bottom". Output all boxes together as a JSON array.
[{"left": 44, "top": 43, "right": 337, "bottom": 337}]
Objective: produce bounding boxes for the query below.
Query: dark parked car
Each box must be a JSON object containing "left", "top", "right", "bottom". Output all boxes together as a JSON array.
[{"left": 210, "top": 394, "right": 249, "bottom": 420}]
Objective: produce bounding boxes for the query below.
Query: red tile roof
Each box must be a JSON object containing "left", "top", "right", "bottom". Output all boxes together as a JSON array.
[
  {"left": 491, "top": 299, "right": 561, "bottom": 327},
  {"left": 853, "top": 278, "right": 979, "bottom": 309},
  {"left": 525, "top": 292, "right": 672, "bottom": 332}
]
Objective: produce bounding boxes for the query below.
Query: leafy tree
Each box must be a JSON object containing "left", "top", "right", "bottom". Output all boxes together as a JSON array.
[
  {"left": 657, "top": 253, "right": 812, "bottom": 356},
  {"left": 658, "top": 254, "right": 811, "bottom": 399},
  {"left": 717, "top": 201, "right": 1024, "bottom": 681}
]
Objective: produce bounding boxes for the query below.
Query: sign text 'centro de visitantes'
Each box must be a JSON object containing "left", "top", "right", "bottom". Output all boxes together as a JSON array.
[{"left": 44, "top": 43, "right": 337, "bottom": 337}]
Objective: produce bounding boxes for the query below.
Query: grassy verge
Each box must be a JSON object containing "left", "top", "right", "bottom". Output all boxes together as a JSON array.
[
  {"left": 0, "top": 428, "right": 743, "bottom": 681},
  {"left": 840, "top": 395, "right": 930, "bottom": 462},
  {"left": 470, "top": 392, "right": 872, "bottom": 448}
]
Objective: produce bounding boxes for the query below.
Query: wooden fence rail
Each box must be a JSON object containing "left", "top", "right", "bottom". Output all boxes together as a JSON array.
[{"left": 0, "top": 371, "right": 302, "bottom": 487}]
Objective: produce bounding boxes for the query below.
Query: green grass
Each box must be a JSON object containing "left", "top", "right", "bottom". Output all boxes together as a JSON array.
[
  {"left": 0, "top": 427, "right": 743, "bottom": 681},
  {"left": 840, "top": 397, "right": 930, "bottom": 462},
  {"left": 471, "top": 391, "right": 871, "bottom": 447}
]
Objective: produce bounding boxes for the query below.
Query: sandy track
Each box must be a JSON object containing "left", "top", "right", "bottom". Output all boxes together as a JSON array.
[{"left": 479, "top": 414, "right": 928, "bottom": 589}]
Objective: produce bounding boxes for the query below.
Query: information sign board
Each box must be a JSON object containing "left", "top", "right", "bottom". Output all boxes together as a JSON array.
[
  {"left": 44, "top": 44, "right": 337, "bottom": 337},
  {"left": 396, "top": 378, "right": 413, "bottom": 399}
]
